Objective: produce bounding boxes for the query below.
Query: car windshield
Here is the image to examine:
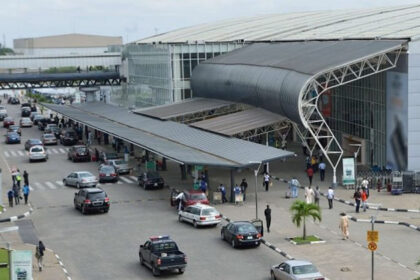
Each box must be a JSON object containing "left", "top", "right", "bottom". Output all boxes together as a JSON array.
[
  {"left": 44, "top": 134, "right": 55, "bottom": 138},
  {"left": 236, "top": 223, "right": 256, "bottom": 234},
  {"left": 201, "top": 208, "right": 217, "bottom": 216},
  {"left": 75, "top": 147, "right": 87, "bottom": 153},
  {"left": 100, "top": 166, "right": 115, "bottom": 173},
  {"left": 87, "top": 192, "right": 106, "bottom": 200},
  {"left": 292, "top": 264, "right": 318, "bottom": 275},
  {"left": 30, "top": 140, "right": 42, "bottom": 144},
  {"left": 152, "top": 241, "right": 178, "bottom": 253},
  {"left": 114, "top": 160, "right": 126, "bottom": 165},
  {"left": 34, "top": 115, "right": 43, "bottom": 119},
  {"left": 106, "top": 153, "right": 118, "bottom": 159},
  {"left": 22, "top": 118, "right": 30, "bottom": 121},
  {"left": 8, "top": 132, "right": 18, "bottom": 137},
  {"left": 31, "top": 147, "right": 43, "bottom": 152},
  {"left": 65, "top": 131, "right": 76, "bottom": 137},
  {"left": 9, "top": 125, "right": 19, "bottom": 129},
  {"left": 79, "top": 172, "right": 93, "bottom": 178},
  {"left": 189, "top": 193, "right": 206, "bottom": 200}
]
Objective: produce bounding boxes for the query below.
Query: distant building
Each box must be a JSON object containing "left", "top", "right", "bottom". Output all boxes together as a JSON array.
[{"left": 13, "top": 33, "right": 123, "bottom": 56}]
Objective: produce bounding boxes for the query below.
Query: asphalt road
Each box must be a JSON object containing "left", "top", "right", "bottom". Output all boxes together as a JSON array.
[{"left": 1, "top": 103, "right": 283, "bottom": 280}]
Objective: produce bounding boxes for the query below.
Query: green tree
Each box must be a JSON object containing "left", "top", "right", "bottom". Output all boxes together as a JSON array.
[
  {"left": 290, "top": 200, "right": 322, "bottom": 240},
  {"left": 0, "top": 43, "right": 14, "bottom": 55}
]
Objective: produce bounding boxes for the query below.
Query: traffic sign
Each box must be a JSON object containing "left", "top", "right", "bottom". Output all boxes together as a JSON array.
[
  {"left": 367, "top": 230, "right": 379, "bottom": 242},
  {"left": 368, "top": 241, "right": 377, "bottom": 251}
]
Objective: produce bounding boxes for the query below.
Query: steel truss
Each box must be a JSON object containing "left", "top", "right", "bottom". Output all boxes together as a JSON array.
[
  {"left": 171, "top": 103, "right": 246, "bottom": 124},
  {"left": 0, "top": 78, "right": 121, "bottom": 89},
  {"left": 297, "top": 45, "right": 404, "bottom": 184},
  {"left": 239, "top": 119, "right": 291, "bottom": 140}
]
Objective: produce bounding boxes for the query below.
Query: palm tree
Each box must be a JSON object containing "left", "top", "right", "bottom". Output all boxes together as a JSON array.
[{"left": 290, "top": 200, "right": 322, "bottom": 240}]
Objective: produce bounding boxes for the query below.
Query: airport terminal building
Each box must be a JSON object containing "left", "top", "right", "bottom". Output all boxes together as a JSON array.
[{"left": 118, "top": 5, "right": 420, "bottom": 174}]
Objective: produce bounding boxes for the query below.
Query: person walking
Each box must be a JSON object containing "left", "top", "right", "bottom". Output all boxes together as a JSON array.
[
  {"left": 23, "top": 170, "right": 29, "bottom": 186},
  {"left": 23, "top": 184, "right": 30, "bottom": 205},
  {"left": 314, "top": 186, "right": 321, "bottom": 206},
  {"left": 319, "top": 161, "right": 326, "bottom": 181},
  {"left": 16, "top": 171, "right": 22, "bottom": 188},
  {"left": 361, "top": 188, "right": 368, "bottom": 212},
  {"left": 289, "top": 177, "right": 300, "bottom": 198},
  {"left": 305, "top": 185, "right": 315, "bottom": 204},
  {"left": 175, "top": 192, "right": 185, "bottom": 211},
  {"left": 13, "top": 183, "right": 20, "bottom": 205},
  {"left": 200, "top": 179, "right": 208, "bottom": 196},
  {"left": 353, "top": 187, "right": 362, "bottom": 213},
  {"left": 306, "top": 166, "right": 314, "bottom": 186},
  {"left": 264, "top": 205, "right": 272, "bottom": 233},
  {"left": 263, "top": 173, "right": 270, "bottom": 191},
  {"left": 339, "top": 213, "right": 349, "bottom": 240},
  {"left": 7, "top": 189, "right": 14, "bottom": 207},
  {"left": 35, "top": 241, "right": 46, "bottom": 271},
  {"left": 218, "top": 184, "right": 227, "bottom": 203},
  {"left": 327, "top": 186, "right": 334, "bottom": 209},
  {"left": 240, "top": 178, "right": 248, "bottom": 201}
]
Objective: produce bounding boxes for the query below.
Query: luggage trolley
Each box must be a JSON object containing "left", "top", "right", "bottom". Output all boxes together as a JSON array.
[{"left": 391, "top": 171, "right": 403, "bottom": 195}]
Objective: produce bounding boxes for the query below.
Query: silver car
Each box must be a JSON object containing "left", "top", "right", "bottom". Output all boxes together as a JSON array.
[
  {"left": 20, "top": 117, "right": 33, "bottom": 127},
  {"left": 270, "top": 260, "right": 324, "bottom": 280},
  {"left": 63, "top": 171, "right": 98, "bottom": 188},
  {"left": 42, "top": 133, "right": 57, "bottom": 145},
  {"left": 29, "top": 145, "right": 48, "bottom": 162},
  {"left": 108, "top": 159, "right": 131, "bottom": 174}
]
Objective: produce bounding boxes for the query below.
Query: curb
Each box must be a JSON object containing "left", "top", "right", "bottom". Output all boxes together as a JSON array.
[
  {"left": 51, "top": 250, "right": 72, "bottom": 280},
  {"left": 347, "top": 215, "right": 420, "bottom": 232},
  {"left": 287, "top": 235, "right": 326, "bottom": 245},
  {"left": 0, "top": 204, "right": 33, "bottom": 223}
]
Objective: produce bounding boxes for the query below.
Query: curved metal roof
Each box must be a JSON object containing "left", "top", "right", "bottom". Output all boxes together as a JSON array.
[{"left": 136, "top": 5, "right": 420, "bottom": 43}]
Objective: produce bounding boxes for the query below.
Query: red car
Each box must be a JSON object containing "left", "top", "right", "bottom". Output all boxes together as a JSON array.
[
  {"left": 3, "top": 117, "right": 14, "bottom": 128},
  {"left": 171, "top": 189, "right": 209, "bottom": 208}
]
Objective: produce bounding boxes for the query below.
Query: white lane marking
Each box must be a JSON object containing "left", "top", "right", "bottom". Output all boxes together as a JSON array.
[
  {"left": 17, "top": 150, "right": 24, "bottom": 156},
  {"left": 4, "top": 151, "right": 10, "bottom": 157},
  {"left": 0, "top": 226, "right": 19, "bottom": 233},
  {"left": 34, "top": 182, "right": 45, "bottom": 190},
  {"left": 46, "top": 150, "right": 52, "bottom": 154},
  {"left": 384, "top": 221, "right": 398, "bottom": 224},
  {"left": 10, "top": 151, "right": 17, "bottom": 157},
  {"left": 383, "top": 256, "right": 391, "bottom": 261},
  {"left": 119, "top": 177, "right": 133, "bottom": 184},
  {"left": 398, "top": 263, "right": 407, "bottom": 269},
  {"left": 129, "top": 176, "right": 137, "bottom": 181},
  {"left": 117, "top": 181, "right": 123, "bottom": 185},
  {"left": 55, "top": 180, "right": 64, "bottom": 186},
  {"left": 59, "top": 148, "right": 66, "bottom": 153},
  {"left": 52, "top": 149, "right": 59, "bottom": 154},
  {"left": 29, "top": 186, "right": 34, "bottom": 191},
  {"left": 45, "top": 181, "right": 57, "bottom": 189}
]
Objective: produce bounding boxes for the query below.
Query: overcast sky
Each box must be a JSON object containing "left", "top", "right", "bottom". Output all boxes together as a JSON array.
[{"left": 1, "top": 0, "right": 419, "bottom": 47}]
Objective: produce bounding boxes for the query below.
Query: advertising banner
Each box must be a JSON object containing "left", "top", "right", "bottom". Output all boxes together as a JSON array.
[
  {"left": 342, "top": 157, "right": 355, "bottom": 185},
  {"left": 10, "top": 250, "right": 32, "bottom": 280}
]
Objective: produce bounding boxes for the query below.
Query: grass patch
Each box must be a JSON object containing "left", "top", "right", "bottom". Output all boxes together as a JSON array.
[
  {"left": 0, "top": 205, "right": 3, "bottom": 212},
  {"left": 292, "top": 235, "right": 321, "bottom": 244}
]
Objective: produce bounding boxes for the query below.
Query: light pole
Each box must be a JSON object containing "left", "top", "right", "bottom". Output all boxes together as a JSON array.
[{"left": 249, "top": 161, "right": 262, "bottom": 219}]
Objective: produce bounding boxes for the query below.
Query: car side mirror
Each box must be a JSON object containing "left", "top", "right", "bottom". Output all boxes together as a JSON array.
[{"left": 279, "top": 267, "right": 284, "bottom": 271}]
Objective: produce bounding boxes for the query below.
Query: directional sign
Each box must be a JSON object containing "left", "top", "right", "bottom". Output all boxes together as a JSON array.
[
  {"left": 367, "top": 230, "right": 379, "bottom": 242},
  {"left": 368, "top": 241, "right": 377, "bottom": 251}
]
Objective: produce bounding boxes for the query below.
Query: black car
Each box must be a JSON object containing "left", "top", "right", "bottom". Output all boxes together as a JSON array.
[
  {"left": 221, "top": 221, "right": 261, "bottom": 248},
  {"left": 60, "top": 129, "right": 78, "bottom": 145},
  {"left": 138, "top": 171, "right": 165, "bottom": 190},
  {"left": 38, "top": 118, "right": 53, "bottom": 130},
  {"left": 73, "top": 188, "right": 110, "bottom": 214},
  {"left": 25, "top": 139, "right": 43, "bottom": 151},
  {"left": 21, "top": 108, "right": 31, "bottom": 117},
  {"left": 68, "top": 145, "right": 91, "bottom": 162},
  {"left": 8, "top": 97, "right": 20, "bottom": 104},
  {"left": 98, "top": 165, "right": 118, "bottom": 183},
  {"left": 33, "top": 115, "right": 46, "bottom": 125},
  {"left": 100, "top": 152, "right": 120, "bottom": 163},
  {"left": 21, "top": 103, "right": 31, "bottom": 108}
]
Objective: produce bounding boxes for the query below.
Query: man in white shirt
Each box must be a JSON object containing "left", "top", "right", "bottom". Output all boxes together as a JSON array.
[
  {"left": 289, "top": 177, "right": 300, "bottom": 198},
  {"left": 319, "top": 161, "right": 326, "bottom": 181},
  {"left": 175, "top": 192, "right": 185, "bottom": 211},
  {"left": 305, "top": 185, "right": 315, "bottom": 204},
  {"left": 264, "top": 173, "right": 270, "bottom": 192},
  {"left": 327, "top": 186, "right": 334, "bottom": 209}
]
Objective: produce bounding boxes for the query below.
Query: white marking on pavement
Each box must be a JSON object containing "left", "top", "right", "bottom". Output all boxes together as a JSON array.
[
  {"left": 384, "top": 221, "right": 398, "bottom": 224},
  {"left": 52, "top": 149, "right": 59, "bottom": 154},
  {"left": 46, "top": 150, "right": 52, "bottom": 154},
  {"left": 129, "top": 176, "right": 137, "bottom": 181},
  {"left": 409, "top": 224, "right": 417, "bottom": 229},
  {"left": 17, "top": 150, "right": 24, "bottom": 156},
  {"left": 59, "top": 148, "right": 66, "bottom": 153},
  {"left": 119, "top": 177, "right": 133, "bottom": 184},
  {"left": 383, "top": 256, "right": 391, "bottom": 261},
  {"left": 45, "top": 181, "right": 57, "bottom": 189},
  {"left": 10, "top": 216, "right": 18, "bottom": 222},
  {"left": 34, "top": 182, "right": 45, "bottom": 190},
  {"left": 55, "top": 180, "right": 64, "bottom": 186},
  {"left": 387, "top": 208, "right": 395, "bottom": 211},
  {"left": 4, "top": 151, "right": 10, "bottom": 157},
  {"left": 354, "top": 242, "right": 362, "bottom": 247},
  {"left": 0, "top": 226, "right": 19, "bottom": 233},
  {"left": 10, "top": 151, "right": 16, "bottom": 156},
  {"left": 63, "top": 268, "right": 68, "bottom": 274},
  {"left": 117, "top": 181, "right": 123, "bottom": 184},
  {"left": 398, "top": 263, "right": 407, "bottom": 268},
  {"left": 415, "top": 271, "right": 420, "bottom": 275},
  {"left": 29, "top": 186, "right": 34, "bottom": 191}
]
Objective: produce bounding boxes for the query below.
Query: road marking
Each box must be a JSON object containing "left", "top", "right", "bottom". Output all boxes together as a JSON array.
[
  {"left": 119, "top": 177, "right": 133, "bottom": 184},
  {"left": 4, "top": 151, "right": 10, "bottom": 157},
  {"left": 29, "top": 186, "right": 34, "bottom": 191},
  {"left": 17, "top": 150, "right": 24, "bottom": 156},
  {"left": 129, "top": 176, "right": 137, "bottom": 181},
  {"left": 46, "top": 150, "right": 52, "bottom": 154},
  {"left": 55, "top": 180, "right": 64, "bottom": 186},
  {"left": 52, "top": 149, "right": 59, "bottom": 154},
  {"left": 0, "top": 226, "right": 19, "bottom": 233},
  {"left": 10, "top": 151, "right": 16, "bottom": 156},
  {"left": 45, "top": 181, "right": 57, "bottom": 189},
  {"left": 117, "top": 181, "right": 123, "bottom": 185},
  {"left": 34, "top": 182, "right": 45, "bottom": 190},
  {"left": 59, "top": 148, "right": 66, "bottom": 153}
]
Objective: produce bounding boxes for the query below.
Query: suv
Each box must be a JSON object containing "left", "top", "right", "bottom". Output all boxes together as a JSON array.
[
  {"left": 60, "top": 129, "right": 78, "bottom": 145},
  {"left": 171, "top": 190, "right": 209, "bottom": 208},
  {"left": 44, "top": 123, "right": 60, "bottom": 137},
  {"left": 74, "top": 188, "right": 110, "bottom": 214},
  {"left": 68, "top": 145, "right": 91, "bottom": 162},
  {"left": 0, "top": 106, "right": 7, "bottom": 121},
  {"left": 138, "top": 171, "right": 164, "bottom": 189},
  {"left": 21, "top": 107, "right": 31, "bottom": 117}
]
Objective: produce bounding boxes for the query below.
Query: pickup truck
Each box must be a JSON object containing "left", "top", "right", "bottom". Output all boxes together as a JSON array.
[{"left": 139, "top": 235, "right": 187, "bottom": 276}]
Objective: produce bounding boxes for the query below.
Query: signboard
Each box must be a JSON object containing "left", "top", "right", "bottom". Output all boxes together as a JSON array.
[
  {"left": 0, "top": 248, "right": 10, "bottom": 280},
  {"left": 342, "top": 157, "right": 356, "bottom": 185},
  {"left": 367, "top": 230, "right": 379, "bottom": 242},
  {"left": 10, "top": 250, "right": 32, "bottom": 280},
  {"left": 368, "top": 241, "right": 377, "bottom": 251}
]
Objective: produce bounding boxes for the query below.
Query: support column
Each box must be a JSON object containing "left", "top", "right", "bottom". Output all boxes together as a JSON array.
[
  {"left": 266, "top": 133, "right": 270, "bottom": 173},
  {"left": 162, "top": 158, "right": 167, "bottom": 171},
  {"left": 180, "top": 164, "right": 186, "bottom": 180},
  {"left": 230, "top": 169, "right": 235, "bottom": 203}
]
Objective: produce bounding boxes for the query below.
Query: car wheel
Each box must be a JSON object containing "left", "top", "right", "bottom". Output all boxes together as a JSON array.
[
  {"left": 221, "top": 231, "right": 225, "bottom": 240},
  {"left": 231, "top": 239, "right": 236, "bottom": 248},
  {"left": 152, "top": 265, "right": 160, "bottom": 276},
  {"left": 63, "top": 179, "right": 67, "bottom": 186},
  {"left": 178, "top": 268, "right": 185, "bottom": 274},
  {"left": 270, "top": 270, "right": 276, "bottom": 280},
  {"left": 81, "top": 205, "right": 87, "bottom": 215},
  {"left": 193, "top": 220, "right": 198, "bottom": 228},
  {"left": 76, "top": 183, "right": 80, "bottom": 189},
  {"left": 178, "top": 215, "right": 183, "bottom": 223},
  {"left": 139, "top": 254, "right": 144, "bottom": 266}
]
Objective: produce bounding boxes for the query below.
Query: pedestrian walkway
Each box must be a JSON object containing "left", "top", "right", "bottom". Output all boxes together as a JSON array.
[{"left": 3, "top": 147, "right": 69, "bottom": 158}]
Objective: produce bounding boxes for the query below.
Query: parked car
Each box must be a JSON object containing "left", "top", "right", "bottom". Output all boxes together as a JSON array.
[
  {"left": 3, "top": 117, "right": 14, "bottom": 128},
  {"left": 170, "top": 190, "right": 209, "bottom": 208},
  {"left": 63, "top": 171, "right": 98, "bottom": 188},
  {"left": 29, "top": 145, "right": 48, "bottom": 162},
  {"left": 138, "top": 171, "right": 164, "bottom": 189},
  {"left": 21, "top": 107, "right": 31, "bottom": 117},
  {"left": 5, "top": 132, "right": 21, "bottom": 144},
  {"left": 42, "top": 133, "right": 58, "bottom": 145},
  {"left": 44, "top": 123, "right": 60, "bottom": 137},
  {"left": 25, "top": 139, "right": 43, "bottom": 151},
  {"left": 33, "top": 115, "right": 46, "bottom": 125},
  {"left": 20, "top": 117, "right": 33, "bottom": 127},
  {"left": 21, "top": 102, "right": 31, "bottom": 108},
  {"left": 67, "top": 145, "right": 90, "bottom": 162},
  {"left": 139, "top": 235, "right": 187, "bottom": 276},
  {"left": 37, "top": 118, "right": 53, "bottom": 131},
  {"left": 98, "top": 165, "right": 118, "bottom": 183},
  {"left": 99, "top": 152, "right": 121, "bottom": 163},
  {"left": 221, "top": 221, "right": 262, "bottom": 248},
  {"left": 270, "top": 260, "right": 324, "bottom": 280},
  {"left": 59, "top": 129, "right": 78, "bottom": 146},
  {"left": 178, "top": 204, "right": 222, "bottom": 228},
  {"left": 29, "top": 112, "right": 39, "bottom": 121},
  {"left": 0, "top": 106, "right": 7, "bottom": 121},
  {"left": 74, "top": 187, "right": 110, "bottom": 214},
  {"left": 8, "top": 97, "right": 20, "bottom": 104},
  {"left": 107, "top": 159, "right": 131, "bottom": 174},
  {"left": 8, "top": 125, "right": 22, "bottom": 136}
]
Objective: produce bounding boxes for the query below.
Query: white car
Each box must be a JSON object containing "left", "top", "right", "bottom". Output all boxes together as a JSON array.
[
  {"left": 20, "top": 117, "right": 33, "bottom": 127},
  {"left": 29, "top": 145, "right": 48, "bottom": 162},
  {"left": 270, "top": 260, "right": 324, "bottom": 280},
  {"left": 42, "top": 133, "right": 57, "bottom": 145},
  {"left": 178, "top": 204, "right": 221, "bottom": 227}
]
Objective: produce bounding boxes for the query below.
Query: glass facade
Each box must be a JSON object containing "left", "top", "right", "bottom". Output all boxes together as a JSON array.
[{"left": 326, "top": 72, "right": 387, "bottom": 167}]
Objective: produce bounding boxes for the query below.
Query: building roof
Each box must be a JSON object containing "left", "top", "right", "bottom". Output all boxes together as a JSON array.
[
  {"left": 136, "top": 5, "right": 420, "bottom": 43},
  {"left": 14, "top": 33, "right": 122, "bottom": 49},
  {"left": 43, "top": 103, "right": 294, "bottom": 167}
]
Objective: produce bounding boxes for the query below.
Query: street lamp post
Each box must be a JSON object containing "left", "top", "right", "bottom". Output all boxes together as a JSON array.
[{"left": 249, "top": 161, "right": 262, "bottom": 219}]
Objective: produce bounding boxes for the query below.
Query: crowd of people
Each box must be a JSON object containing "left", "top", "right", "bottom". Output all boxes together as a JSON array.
[{"left": 7, "top": 168, "right": 30, "bottom": 207}]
